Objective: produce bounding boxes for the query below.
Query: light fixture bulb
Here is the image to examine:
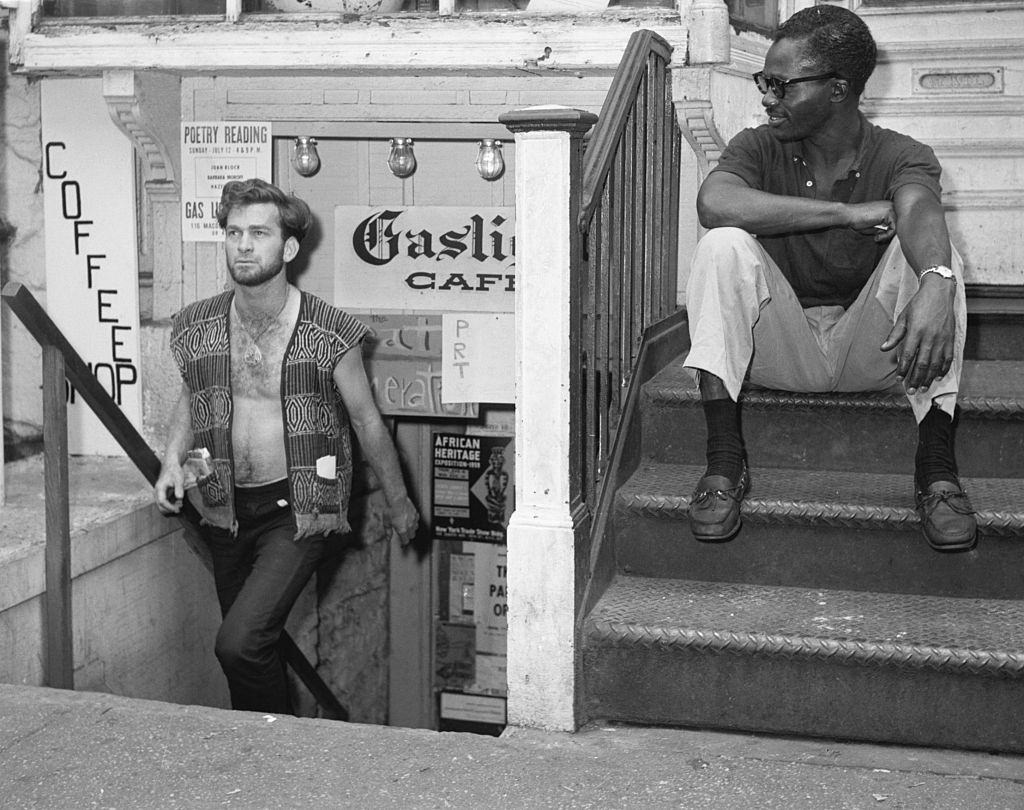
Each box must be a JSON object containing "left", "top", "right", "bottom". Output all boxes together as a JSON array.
[
  {"left": 388, "top": 138, "right": 417, "bottom": 179},
  {"left": 476, "top": 139, "right": 505, "bottom": 181},
  {"left": 292, "top": 137, "right": 320, "bottom": 177}
]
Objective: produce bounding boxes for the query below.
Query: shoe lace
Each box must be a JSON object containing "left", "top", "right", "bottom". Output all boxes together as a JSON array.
[
  {"left": 918, "top": 488, "right": 975, "bottom": 516},
  {"left": 693, "top": 481, "right": 745, "bottom": 506}
]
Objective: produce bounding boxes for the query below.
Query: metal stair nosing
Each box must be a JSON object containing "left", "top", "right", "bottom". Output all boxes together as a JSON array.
[
  {"left": 585, "top": 616, "right": 1024, "bottom": 678},
  {"left": 644, "top": 373, "right": 1024, "bottom": 422},
  {"left": 615, "top": 465, "right": 1024, "bottom": 538}
]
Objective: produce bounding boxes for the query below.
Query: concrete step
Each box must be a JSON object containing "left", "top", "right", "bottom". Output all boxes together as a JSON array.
[
  {"left": 614, "top": 462, "right": 1024, "bottom": 599},
  {"left": 582, "top": 574, "right": 1024, "bottom": 753},
  {"left": 640, "top": 360, "right": 1024, "bottom": 478}
]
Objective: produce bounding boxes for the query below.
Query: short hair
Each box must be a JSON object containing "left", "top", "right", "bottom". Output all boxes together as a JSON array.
[
  {"left": 217, "top": 178, "right": 313, "bottom": 244},
  {"left": 776, "top": 5, "right": 877, "bottom": 96}
]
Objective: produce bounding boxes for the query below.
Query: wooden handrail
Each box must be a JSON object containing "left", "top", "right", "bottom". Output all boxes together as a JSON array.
[
  {"left": 2, "top": 281, "right": 348, "bottom": 720},
  {"left": 578, "top": 29, "right": 674, "bottom": 235}
]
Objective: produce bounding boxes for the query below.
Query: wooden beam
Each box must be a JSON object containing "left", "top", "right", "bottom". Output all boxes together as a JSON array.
[{"left": 42, "top": 343, "right": 74, "bottom": 690}]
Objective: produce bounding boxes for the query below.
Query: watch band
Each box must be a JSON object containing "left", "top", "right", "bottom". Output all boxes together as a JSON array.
[{"left": 920, "top": 265, "right": 955, "bottom": 282}]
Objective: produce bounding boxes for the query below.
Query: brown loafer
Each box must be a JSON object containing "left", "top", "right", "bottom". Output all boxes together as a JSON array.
[
  {"left": 915, "top": 480, "right": 977, "bottom": 552},
  {"left": 689, "top": 465, "right": 749, "bottom": 542}
]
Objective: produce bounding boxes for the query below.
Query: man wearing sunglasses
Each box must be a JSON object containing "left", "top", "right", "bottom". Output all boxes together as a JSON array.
[{"left": 682, "top": 5, "right": 974, "bottom": 551}]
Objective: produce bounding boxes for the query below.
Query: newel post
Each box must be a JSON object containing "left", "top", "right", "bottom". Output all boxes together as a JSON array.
[{"left": 500, "top": 106, "right": 597, "bottom": 731}]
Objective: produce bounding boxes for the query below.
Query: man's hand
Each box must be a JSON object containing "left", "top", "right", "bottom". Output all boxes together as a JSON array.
[
  {"left": 155, "top": 461, "right": 185, "bottom": 514},
  {"left": 845, "top": 201, "right": 896, "bottom": 242},
  {"left": 384, "top": 494, "right": 419, "bottom": 547},
  {"left": 880, "top": 273, "right": 956, "bottom": 394}
]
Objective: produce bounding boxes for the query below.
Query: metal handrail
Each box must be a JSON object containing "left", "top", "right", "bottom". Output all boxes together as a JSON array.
[
  {"left": 2, "top": 281, "right": 348, "bottom": 719},
  {"left": 575, "top": 29, "right": 681, "bottom": 511}
]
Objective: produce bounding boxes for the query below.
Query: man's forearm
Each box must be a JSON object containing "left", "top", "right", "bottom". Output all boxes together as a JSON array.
[
  {"left": 161, "top": 386, "right": 194, "bottom": 468},
  {"left": 698, "top": 185, "right": 849, "bottom": 235},
  {"left": 894, "top": 201, "right": 952, "bottom": 275},
  {"left": 354, "top": 419, "right": 409, "bottom": 505}
]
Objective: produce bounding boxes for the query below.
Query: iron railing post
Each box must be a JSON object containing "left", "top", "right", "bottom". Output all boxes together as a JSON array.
[{"left": 41, "top": 342, "right": 74, "bottom": 690}]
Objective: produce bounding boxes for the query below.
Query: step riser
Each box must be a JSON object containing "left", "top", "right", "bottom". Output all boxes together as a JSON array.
[
  {"left": 966, "top": 316, "right": 1024, "bottom": 360},
  {"left": 614, "top": 513, "right": 1024, "bottom": 599},
  {"left": 642, "top": 402, "right": 1024, "bottom": 478},
  {"left": 583, "top": 644, "right": 1024, "bottom": 753}
]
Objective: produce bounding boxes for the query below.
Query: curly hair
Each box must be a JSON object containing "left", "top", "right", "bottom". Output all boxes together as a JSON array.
[
  {"left": 217, "top": 178, "right": 313, "bottom": 244},
  {"left": 776, "top": 5, "right": 877, "bottom": 96}
]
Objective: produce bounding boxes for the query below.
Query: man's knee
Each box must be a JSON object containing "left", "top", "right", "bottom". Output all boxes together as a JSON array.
[
  {"left": 697, "top": 226, "right": 758, "bottom": 251},
  {"left": 692, "top": 228, "right": 760, "bottom": 278},
  {"left": 215, "top": 620, "right": 265, "bottom": 675},
  {"left": 688, "top": 227, "right": 766, "bottom": 304}
]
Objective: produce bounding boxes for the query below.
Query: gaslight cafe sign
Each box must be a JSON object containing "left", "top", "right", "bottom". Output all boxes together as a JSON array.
[
  {"left": 40, "top": 78, "right": 143, "bottom": 456},
  {"left": 335, "top": 207, "right": 515, "bottom": 313}
]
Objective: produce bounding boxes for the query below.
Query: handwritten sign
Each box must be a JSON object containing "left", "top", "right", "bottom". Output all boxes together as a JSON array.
[
  {"left": 180, "top": 121, "right": 272, "bottom": 241},
  {"left": 336, "top": 206, "right": 515, "bottom": 313},
  {"left": 357, "top": 312, "right": 478, "bottom": 419},
  {"left": 441, "top": 313, "right": 514, "bottom": 404},
  {"left": 41, "top": 77, "right": 143, "bottom": 456}
]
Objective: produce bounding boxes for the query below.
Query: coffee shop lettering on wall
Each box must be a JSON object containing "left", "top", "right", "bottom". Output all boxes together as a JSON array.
[{"left": 41, "top": 78, "right": 143, "bottom": 456}]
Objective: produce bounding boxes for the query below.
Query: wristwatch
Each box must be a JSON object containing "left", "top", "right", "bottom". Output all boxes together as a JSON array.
[{"left": 920, "top": 265, "right": 955, "bottom": 283}]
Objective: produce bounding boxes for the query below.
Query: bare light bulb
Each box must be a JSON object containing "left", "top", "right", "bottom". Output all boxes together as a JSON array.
[
  {"left": 387, "top": 138, "right": 417, "bottom": 179},
  {"left": 292, "top": 137, "right": 320, "bottom": 177},
  {"left": 476, "top": 139, "right": 505, "bottom": 181}
]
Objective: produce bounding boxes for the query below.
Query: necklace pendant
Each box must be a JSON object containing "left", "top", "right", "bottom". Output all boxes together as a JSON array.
[{"left": 244, "top": 344, "right": 262, "bottom": 366}]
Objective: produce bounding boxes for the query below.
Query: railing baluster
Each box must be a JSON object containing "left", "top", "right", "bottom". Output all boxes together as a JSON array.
[
  {"left": 666, "top": 93, "right": 683, "bottom": 317},
  {"left": 648, "top": 56, "right": 665, "bottom": 327},
  {"left": 574, "top": 29, "right": 680, "bottom": 511},
  {"left": 41, "top": 343, "right": 73, "bottom": 690}
]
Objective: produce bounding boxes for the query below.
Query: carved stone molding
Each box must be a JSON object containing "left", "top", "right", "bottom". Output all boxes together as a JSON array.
[
  {"left": 674, "top": 66, "right": 726, "bottom": 175},
  {"left": 102, "top": 69, "right": 178, "bottom": 189},
  {"left": 876, "top": 38, "right": 1024, "bottom": 64},
  {"left": 863, "top": 96, "right": 1023, "bottom": 117},
  {"left": 853, "top": 1, "right": 1024, "bottom": 15}
]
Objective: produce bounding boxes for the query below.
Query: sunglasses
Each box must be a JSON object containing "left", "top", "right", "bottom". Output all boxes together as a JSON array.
[{"left": 752, "top": 71, "right": 840, "bottom": 99}]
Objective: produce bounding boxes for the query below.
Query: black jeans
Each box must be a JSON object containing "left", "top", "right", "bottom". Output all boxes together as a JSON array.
[{"left": 202, "top": 479, "right": 328, "bottom": 713}]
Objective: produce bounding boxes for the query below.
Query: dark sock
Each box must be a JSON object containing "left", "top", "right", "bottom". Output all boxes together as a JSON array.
[
  {"left": 916, "top": 406, "right": 959, "bottom": 488},
  {"left": 703, "top": 398, "right": 744, "bottom": 483}
]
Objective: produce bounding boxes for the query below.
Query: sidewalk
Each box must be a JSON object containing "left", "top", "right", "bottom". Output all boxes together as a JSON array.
[{"left": 1, "top": 684, "right": 1022, "bottom": 809}]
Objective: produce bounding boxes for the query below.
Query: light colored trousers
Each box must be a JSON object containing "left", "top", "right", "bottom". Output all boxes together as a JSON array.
[{"left": 682, "top": 227, "right": 967, "bottom": 424}]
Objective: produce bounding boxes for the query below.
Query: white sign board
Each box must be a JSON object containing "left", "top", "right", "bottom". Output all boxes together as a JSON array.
[
  {"left": 181, "top": 122, "right": 272, "bottom": 241},
  {"left": 335, "top": 206, "right": 515, "bottom": 313},
  {"left": 41, "top": 78, "right": 143, "bottom": 456},
  {"left": 469, "top": 541, "right": 507, "bottom": 657},
  {"left": 441, "top": 313, "right": 514, "bottom": 404}
]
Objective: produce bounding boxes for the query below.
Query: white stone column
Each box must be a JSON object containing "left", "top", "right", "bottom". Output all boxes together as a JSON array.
[{"left": 500, "top": 106, "right": 596, "bottom": 732}]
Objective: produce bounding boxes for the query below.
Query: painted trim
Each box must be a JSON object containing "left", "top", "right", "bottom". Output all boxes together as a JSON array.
[{"left": 10, "top": 13, "right": 688, "bottom": 73}]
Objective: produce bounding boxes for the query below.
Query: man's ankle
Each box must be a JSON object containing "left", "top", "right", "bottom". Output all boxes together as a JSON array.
[
  {"left": 702, "top": 398, "right": 744, "bottom": 483},
  {"left": 915, "top": 406, "right": 959, "bottom": 488}
]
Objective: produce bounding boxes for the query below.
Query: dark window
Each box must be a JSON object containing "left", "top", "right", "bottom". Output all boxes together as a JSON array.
[
  {"left": 727, "top": 0, "right": 778, "bottom": 37},
  {"left": 42, "top": 0, "right": 225, "bottom": 15}
]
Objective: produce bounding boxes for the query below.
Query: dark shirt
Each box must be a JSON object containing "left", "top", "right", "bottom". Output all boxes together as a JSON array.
[{"left": 710, "top": 114, "right": 943, "bottom": 308}]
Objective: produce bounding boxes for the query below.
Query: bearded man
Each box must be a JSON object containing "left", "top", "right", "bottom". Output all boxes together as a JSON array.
[{"left": 155, "top": 178, "right": 418, "bottom": 712}]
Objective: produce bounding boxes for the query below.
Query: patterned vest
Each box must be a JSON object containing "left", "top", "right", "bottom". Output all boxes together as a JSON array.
[{"left": 170, "top": 289, "right": 369, "bottom": 537}]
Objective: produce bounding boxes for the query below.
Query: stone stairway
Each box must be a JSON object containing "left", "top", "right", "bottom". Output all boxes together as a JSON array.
[{"left": 581, "top": 299, "right": 1024, "bottom": 753}]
